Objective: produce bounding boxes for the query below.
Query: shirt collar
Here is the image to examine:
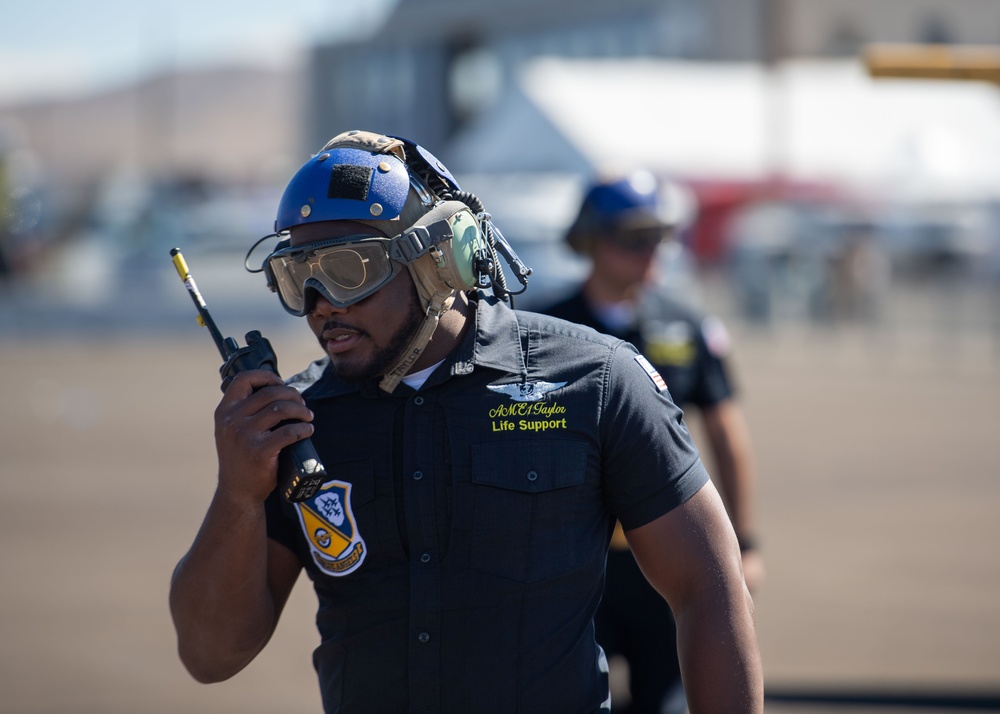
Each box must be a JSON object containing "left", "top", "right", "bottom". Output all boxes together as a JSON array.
[{"left": 448, "top": 293, "right": 525, "bottom": 379}]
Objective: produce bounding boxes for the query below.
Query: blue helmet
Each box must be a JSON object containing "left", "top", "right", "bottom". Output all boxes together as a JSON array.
[
  {"left": 274, "top": 130, "right": 461, "bottom": 236},
  {"left": 565, "top": 171, "right": 693, "bottom": 253},
  {"left": 275, "top": 145, "right": 410, "bottom": 232}
]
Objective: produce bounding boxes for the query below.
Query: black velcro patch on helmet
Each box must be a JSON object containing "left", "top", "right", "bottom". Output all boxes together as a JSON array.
[{"left": 328, "top": 164, "right": 372, "bottom": 201}]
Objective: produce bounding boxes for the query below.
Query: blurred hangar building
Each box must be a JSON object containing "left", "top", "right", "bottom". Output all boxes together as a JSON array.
[
  {"left": 305, "top": 0, "right": 1000, "bottom": 318},
  {"left": 305, "top": 0, "right": 1000, "bottom": 156}
]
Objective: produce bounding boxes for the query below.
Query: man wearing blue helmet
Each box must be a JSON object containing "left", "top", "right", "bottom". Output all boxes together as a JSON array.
[
  {"left": 542, "top": 171, "right": 764, "bottom": 714},
  {"left": 169, "top": 131, "right": 762, "bottom": 713}
]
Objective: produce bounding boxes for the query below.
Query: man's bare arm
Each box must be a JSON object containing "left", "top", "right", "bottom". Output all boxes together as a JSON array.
[
  {"left": 626, "top": 480, "right": 763, "bottom": 713},
  {"left": 700, "top": 399, "right": 765, "bottom": 592},
  {"left": 170, "top": 497, "right": 301, "bottom": 681},
  {"left": 169, "top": 370, "right": 311, "bottom": 682}
]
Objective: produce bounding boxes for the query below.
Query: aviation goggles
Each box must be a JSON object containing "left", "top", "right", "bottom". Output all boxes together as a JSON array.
[
  {"left": 252, "top": 201, "right": 486, "bottom": 316},
  {"left": 264, "top": 235, "right": 405, "bottom": 315}
]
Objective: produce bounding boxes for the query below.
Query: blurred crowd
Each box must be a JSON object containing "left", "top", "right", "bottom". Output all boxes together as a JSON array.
[
  {"left": 725, "top": 192, "right": 1000, "bottom": 326},
  {"left": 4, "top": 133, "right": 1000, "bottom": 338}
]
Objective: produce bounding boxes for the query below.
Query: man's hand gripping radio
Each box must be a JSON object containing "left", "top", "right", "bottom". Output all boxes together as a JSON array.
[{"left": 170, "top": 248, "right": 329, "bottom": 503}]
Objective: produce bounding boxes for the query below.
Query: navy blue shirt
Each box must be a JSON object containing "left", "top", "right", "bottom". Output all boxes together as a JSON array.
[
  {"left": 266, "top": 294, "right": 709, "bottom": 713},
  {"left": 542, "top": 288, "right": 734, "bottom": 409}
]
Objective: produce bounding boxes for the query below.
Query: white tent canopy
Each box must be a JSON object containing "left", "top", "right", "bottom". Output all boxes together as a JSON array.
[{"left": 448, "top": 58, "right": 1000, "bottom": 202}]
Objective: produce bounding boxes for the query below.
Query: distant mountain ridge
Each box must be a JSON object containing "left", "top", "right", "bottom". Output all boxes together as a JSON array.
[{"left": 0, "top": 63, "right": 305, "bottom": 190}]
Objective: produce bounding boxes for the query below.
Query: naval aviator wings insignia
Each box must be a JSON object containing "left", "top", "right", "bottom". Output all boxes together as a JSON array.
[{"left": 487, "top": 380, "right": 567, "bottom": 402}]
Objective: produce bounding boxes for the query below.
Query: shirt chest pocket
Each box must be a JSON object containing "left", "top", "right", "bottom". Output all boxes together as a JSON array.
[
  {"left": 469, "top": 439, "right": 593, "bottom": 583},
  {"left": 301, "top": 456, "right": 402, "bottom": 572}
]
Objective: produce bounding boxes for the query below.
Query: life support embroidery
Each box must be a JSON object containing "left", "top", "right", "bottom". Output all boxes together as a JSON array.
[
  {"left": 486, "top": 380, "right": 570, "bottom": 433},
  {"left": 295, "top": 480, "right": 367, "bottom": 576}
]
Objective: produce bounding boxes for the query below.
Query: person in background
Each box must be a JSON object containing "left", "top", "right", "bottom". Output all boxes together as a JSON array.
[
  {"left": 169, "top": 132, "right": 762, "bottom": 713},
  {"left": 541, "top": 171, "right": 764, "bottom": 714}
]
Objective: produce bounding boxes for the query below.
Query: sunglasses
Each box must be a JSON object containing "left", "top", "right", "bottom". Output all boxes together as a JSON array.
[{"left": 604, "top": 227, "right": 668, "bottom": 253}]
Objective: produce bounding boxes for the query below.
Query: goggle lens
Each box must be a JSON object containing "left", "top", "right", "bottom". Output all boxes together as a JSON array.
[
  {"left": 268, "top": 240, "right": 396, "bottom": 314},
  {"left": 317, "top": 247, "right": 370, "bottom": 290}
]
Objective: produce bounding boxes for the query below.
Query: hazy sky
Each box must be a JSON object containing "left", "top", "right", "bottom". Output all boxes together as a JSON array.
[{"left": 0, "top": 0, "right": 397, "bottom": 103}]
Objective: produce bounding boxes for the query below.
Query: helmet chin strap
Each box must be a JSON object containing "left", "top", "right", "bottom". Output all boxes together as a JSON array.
[
  {"left": 377, "top": 290, "right": 455, "bottom": 393},
  {"left": 377, "top": 258, "right": 459, "bottom": 393}
]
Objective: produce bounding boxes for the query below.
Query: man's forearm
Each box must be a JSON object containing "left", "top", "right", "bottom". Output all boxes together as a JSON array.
[
  {"left": 626, "top": 483, "right": 764, "bottom": 712},
  {"left": 703, "top": 402, "right": 757, "bottom": 538},
  {"left": 674, "top": 584, "right": 763, "bottom": 713},
  {"left": 169, "top": 488, "right": 278, "bottom": 682}
]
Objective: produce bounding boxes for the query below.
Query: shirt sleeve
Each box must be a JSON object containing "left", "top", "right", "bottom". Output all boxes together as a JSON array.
[
  {"left": 264, "top": 488, "right": 301, "bottom": 553},
  {"left": 600, "top": 341, "right": 710, "bottom": 530},
  {"left": 690, "top": 315, "right": 735, "bottom": 407}
]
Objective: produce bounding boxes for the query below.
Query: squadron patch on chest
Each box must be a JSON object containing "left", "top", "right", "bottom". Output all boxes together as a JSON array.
[{"left": 295, "top": 480, "right": 367, "bottom": 576}]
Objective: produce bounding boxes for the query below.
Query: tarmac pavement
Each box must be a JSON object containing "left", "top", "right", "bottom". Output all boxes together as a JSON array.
[{"left": 1, "top": 304, "right": 999, "bottom": 713}]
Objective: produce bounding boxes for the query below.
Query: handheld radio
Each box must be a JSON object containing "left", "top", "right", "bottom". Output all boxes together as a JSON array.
[{"left": 170, "top": 247, "right": 328, "bottom": 503}]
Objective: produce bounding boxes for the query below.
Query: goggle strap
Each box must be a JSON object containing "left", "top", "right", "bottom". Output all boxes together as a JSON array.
[
  {"left": 389, "top": 221, "right": 453, "bottom": 264},
  {"left": 377, "top": 290, "right": 454, "bottom": 394}
]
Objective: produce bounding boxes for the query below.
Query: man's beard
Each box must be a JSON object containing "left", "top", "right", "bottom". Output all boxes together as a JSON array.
[{"left": 328, "top": 284, "right": 426, "bottom": 383}]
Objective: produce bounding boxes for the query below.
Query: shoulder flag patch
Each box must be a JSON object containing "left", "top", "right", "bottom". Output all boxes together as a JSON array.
[
  {"left": 701, "top": 315, "right": 732, "bottom": 358},
  {"left": 634, "top": 354, "right": 667, "bottom": 392}
]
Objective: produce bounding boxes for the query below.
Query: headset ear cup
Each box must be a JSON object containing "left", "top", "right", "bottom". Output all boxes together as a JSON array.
[
  {"left": 434, "top": 209, "right": 483, "bottom": 292},
  {"left": 406, "top": 201, "right": 483, "bottom": 295},
  {"left": 449, "top": 208, "right": 485, "bottom": 290}
]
